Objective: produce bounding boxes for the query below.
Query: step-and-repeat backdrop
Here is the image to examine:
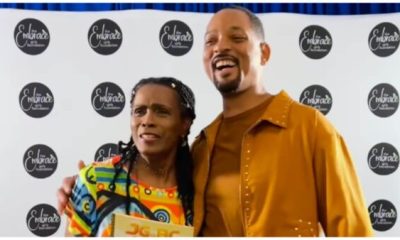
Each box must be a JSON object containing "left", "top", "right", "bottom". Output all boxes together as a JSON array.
[{"left": 0, "top": 9, "right": 399, "bottom": 237}]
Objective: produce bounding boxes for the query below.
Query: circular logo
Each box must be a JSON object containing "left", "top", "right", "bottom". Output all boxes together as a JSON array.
[
  {"left": 299, "top": 85, "right": 333, "bottom": 115},
  {"left": 26, "top": 204, "right": 61, "bottom": 236},
  {"left": 94, "top": 143, "right": 119, "bottom": 162},
  {"left": 368, "top": 22, "right": 400, "bottom": 57},
  {"left": 368, "top": 143, "right": 399, "bottom": 175},
  {"left": 19, "top": 82, "right": 54, "bottom": 118},
  {"left": 88, "top": 19, "right": 123, "bottom": 55},
  {"left": 14, "top": 18, "right": 50, "bottom": 55},
  {"left": 369, "top": 199, "right": 397, "bottom": 231},
  {"left": 23, "top": 144, "right": 57, "bottom": 179},
  {"left": 368, "top": 83, "right": 399, "bottom": 117},
  {"left": 299, "top": 25, "right": 332, "bottom": 59},
  {"left": 91, "top": 82, "right": 125, "bottom": 117},
  {"left": 159, "top": 20, "right": 194, "bottom": 56}
]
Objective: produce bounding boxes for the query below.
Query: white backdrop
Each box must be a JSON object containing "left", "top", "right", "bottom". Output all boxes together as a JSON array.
[{"left": 0, "top": 9, "right": 399, "bottom": 236}]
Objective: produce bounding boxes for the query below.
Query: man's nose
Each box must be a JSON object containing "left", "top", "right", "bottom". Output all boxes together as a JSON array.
[{"left": 214, "top": 37, "right": 231, "bottom": 53}]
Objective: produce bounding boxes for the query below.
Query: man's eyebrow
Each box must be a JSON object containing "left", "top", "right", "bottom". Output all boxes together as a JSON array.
[
  {"left": 205, "top": 26, "right": 245, "bottom": 35},
  {"left": 230, "top": 26, "right": 246, "bottom": 33},
  {"left": 204, "top": 30, "right": 216, "bottom": 36}
]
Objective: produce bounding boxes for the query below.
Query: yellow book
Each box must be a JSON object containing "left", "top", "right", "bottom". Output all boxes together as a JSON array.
[{"left": 111, "top": 213, "right": 194, "bottom": 237}]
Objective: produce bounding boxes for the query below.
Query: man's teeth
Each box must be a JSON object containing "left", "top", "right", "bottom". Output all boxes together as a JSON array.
[{"left": 216, "top": 60, "right": 235, "bottom": 69}]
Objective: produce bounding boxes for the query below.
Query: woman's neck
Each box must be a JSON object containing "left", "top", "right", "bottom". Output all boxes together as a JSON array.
[{"left": 127, "top": 155, "right": 177, "bottom": 188}]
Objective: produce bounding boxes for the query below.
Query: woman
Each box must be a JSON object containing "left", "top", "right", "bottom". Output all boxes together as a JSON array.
[{"left": 65, "top": 77, "right": 196, "bottom": 236}]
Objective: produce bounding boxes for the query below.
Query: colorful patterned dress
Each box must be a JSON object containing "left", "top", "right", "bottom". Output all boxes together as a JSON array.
[{"left": 65, "top": 155, "right": 191, "bottom": 237}]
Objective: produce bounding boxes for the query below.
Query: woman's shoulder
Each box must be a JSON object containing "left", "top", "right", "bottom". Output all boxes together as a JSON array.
[
  {"left": 92, "top": 155, "right": 122, "bottom": 168},
  {"left": 78, "top": 155, "right": 122, "bottom": 176},
  {"left": 76, "top": 155, "right": 123, "bottom": 187}
]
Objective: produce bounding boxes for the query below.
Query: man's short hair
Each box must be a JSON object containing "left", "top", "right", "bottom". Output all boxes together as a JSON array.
[{"left": 221, "top": 5, "right": 265, "bottom": 41}]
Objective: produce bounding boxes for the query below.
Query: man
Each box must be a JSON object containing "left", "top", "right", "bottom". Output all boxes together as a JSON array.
[{"left": 57, "top": 6, "right": 373, "bottom": 236}]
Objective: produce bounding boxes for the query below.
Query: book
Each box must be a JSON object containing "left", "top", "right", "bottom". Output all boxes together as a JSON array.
[{"left": 111, "top": 213, "right": 194, "bottom": 237}]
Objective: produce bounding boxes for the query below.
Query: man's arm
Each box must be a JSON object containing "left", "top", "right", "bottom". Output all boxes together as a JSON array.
[
  {"left": 56, "top": 160, "right": 86, "bottom": 215},
  {"left": 313, "top": 111, "right": 373, "bottom": 236}
]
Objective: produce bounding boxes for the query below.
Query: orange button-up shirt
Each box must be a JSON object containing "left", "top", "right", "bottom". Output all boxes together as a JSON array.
[{"left": 191, "top": 90, "right": 373, "bottom": 236}]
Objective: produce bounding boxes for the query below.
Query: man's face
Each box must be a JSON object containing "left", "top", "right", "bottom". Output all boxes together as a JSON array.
[{"left": 203, "top": 9, "right": 268, "bottom": 95}]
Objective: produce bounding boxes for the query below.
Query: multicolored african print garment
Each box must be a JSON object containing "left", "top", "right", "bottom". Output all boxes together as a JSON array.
[{"left": 65, "top": 155, "right": 191, "bottom": 237}]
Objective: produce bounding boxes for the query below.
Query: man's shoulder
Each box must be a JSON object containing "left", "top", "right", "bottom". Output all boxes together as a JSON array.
[{"left": 270, "top": 90, "right": 320, "bottom": 123}]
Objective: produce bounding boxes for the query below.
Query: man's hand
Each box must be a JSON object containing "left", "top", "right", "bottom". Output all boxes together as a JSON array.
[{"left": 57, "top": 160, "right": 86, "bottom": 215}]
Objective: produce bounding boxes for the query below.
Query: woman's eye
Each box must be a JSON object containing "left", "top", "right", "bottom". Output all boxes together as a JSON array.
[
  {"left": 156, "top": 108, "right": 170, "bottom": 115},
  {"left": 133, "top": 107, "right": 146, "bottom": 116}
]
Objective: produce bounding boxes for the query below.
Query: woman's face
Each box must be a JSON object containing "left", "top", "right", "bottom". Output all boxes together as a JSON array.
[{"left": 131, "top": 84, "right": 188, "bottom": 160}]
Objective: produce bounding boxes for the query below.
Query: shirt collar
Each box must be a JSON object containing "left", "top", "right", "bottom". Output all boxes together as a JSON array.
[
  {"left": 201, "top": 90, "right": 293, "bottom": 138},
  {"left": 259, "top": 90, "right": 293, "bottom": 128}
]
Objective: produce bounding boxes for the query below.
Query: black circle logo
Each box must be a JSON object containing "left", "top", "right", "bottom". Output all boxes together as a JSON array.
[
  {"left": 26, "top": 204, "right": 61, "bottom": 236},
  {"left": 88, "top": 19, "right": 123, "bottom": 55},
  {"left": 91, "top": 82, "right": 125, "bottom": 117},
  {"left": 369, "top": 199, "right": 397, "bottom": 231},
  {"left": 299, "top": 25, "right": 332, "bottom": 59},
  {"left": 368, "top": 143, "right": 399, "bottom": 175},
  {"left": 369, "top": 22, "right": 400, "bottom": 57},
  {"left": 23, "top": 144, "right": 58, "bottom": 179},
  {"left": 299, "top": 85, "right": 333, "bottom": 115},
  {"left": 159, "top": 20, "right": 193, "bottom": 56},
  {"left": 14, "top": 18, "right": 50, "bottom": 55},
  {"left": 19, "top": 82, "right": 54, "bottom": 118},
  {"left": 94, "top": 143, "right": 119, "bottom": 162},
  {"left": 368, "top": 83, "right": 399, "bottom": 117}
]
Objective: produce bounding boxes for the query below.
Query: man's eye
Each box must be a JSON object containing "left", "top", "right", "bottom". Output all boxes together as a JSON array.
[
  {"left": 232, "top": 36, "right": 246, "bottom": 42},
  {"left": 205, "top": 38, "right": 216, "bottom": 46}
]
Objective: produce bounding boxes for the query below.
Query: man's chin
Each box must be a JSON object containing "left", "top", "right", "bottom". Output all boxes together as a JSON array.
[{"left": 214, "top": 80, "right": 240, "bottom": 94}]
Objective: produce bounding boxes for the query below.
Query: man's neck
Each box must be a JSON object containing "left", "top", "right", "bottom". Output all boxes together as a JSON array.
[{"left": 222, "top": 85, "right": 271, "bottom": 118}]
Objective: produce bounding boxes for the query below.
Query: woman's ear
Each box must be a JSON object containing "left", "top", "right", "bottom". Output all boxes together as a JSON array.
[
  {"left": 260, "top": 42, "right": 270, "bottom": 65},
  {"left": 181, "top": 118, "right": 192, "bottom": 136}
]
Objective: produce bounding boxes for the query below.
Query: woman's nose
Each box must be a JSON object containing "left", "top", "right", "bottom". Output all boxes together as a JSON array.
[{"left": 140, "top": 111, "right": 155, "bottom": 127}]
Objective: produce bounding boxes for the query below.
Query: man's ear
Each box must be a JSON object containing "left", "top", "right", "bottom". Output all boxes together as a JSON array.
[{"left": 260, "top": 42, "right": 270, "bottom": 65}]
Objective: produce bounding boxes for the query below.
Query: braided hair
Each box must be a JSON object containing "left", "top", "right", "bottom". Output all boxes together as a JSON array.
[{"left": 109, "top": 77, "right": 196, "bottom": 225}]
